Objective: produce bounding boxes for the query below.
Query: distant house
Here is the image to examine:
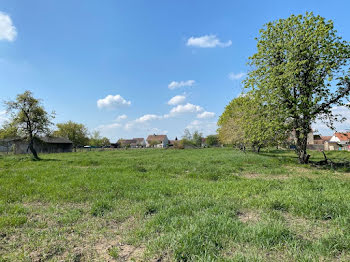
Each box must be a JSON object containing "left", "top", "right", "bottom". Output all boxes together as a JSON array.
[
  {"left": 201, "top": 138, "right": 208, "bottom": 148},
  {"left": 146, "top": 134, "right": 169, "bottom": 148},
  {"left": 117, "top": 138, "right": 146, "bottom": 148},
  {"left": 0, "top": 136, "right": 73, "bottom": 154},
  {"left": 326, "top": 132, "right": 350, "bottom": 151}
]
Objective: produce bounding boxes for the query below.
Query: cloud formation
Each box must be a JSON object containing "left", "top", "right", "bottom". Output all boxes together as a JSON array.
[
  {"left": 168, "top": 95, "right": 186, "bottom": 105},
  {"left": 228, "top": 72, "right": 246, "bottom": 80},
  {"left": 170, "top": 103, "right": 203, "bottom": 115},
  {"left": 197, "top": 111, "right": 215, "bottom": 119},
  {"left": 186, "top": 120, "right": 217, "bottom": 135},
  {"left": 97, "top": 94, "right": 131, "bottom": 109},
  {"left": 0, "top": 12, "right": 17, "bottom": 42},
  {"left": 135, "top": 114, "right": 162, "bottom": 123},
  {"left": 186, "top": 35, "right": 232, "bottom": 48},
  {"left": 168, "top": 80, "right": 195, "bottom": 90},
  {"left": 115, "top": 114, "right": 127, "bottom": 122}
]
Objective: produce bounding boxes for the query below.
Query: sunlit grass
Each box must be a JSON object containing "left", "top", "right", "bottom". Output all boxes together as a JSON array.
[{"left": 0, "top": 148, "right": 350, "bottom": 261}]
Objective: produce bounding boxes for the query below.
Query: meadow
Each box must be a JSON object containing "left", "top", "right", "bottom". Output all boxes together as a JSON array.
[{"left": 1, "top": 148, "right": 350, "bottom": 261}]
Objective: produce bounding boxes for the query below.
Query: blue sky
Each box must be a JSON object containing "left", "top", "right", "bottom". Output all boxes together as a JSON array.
[{"left": 1, "top": 1, "right": 350, "bottom": 141}]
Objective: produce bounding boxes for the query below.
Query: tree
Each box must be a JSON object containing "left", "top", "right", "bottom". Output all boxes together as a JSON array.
[
  {"left": 245, "top": 12, "right": 350, "bottom": 163},
  {"left": 0, "top": 122, "right": 18, "bottom": 139},
  {"left": 4, "top": 90, "right": 54, "bottom": 159},
  {"left": 218, "top": 96, "right": 249, "bottom": 149},
  {"left": 218, "top": 94, "right": 289, "bottom": 152},
  {"left": 180, "top": 129, "right": 203, "bottom": 148},
  {"left": 53, "top": 121, "right": 89, "bottom": 151},
  {"left": 192, "top": 131, "right": 203, "bottom": 147},
  {"left": 206, "top": 135, "right": 219, "bottom": 147},
  {"left": 89, "top": 131, "right": 110, "bottom": 147}
]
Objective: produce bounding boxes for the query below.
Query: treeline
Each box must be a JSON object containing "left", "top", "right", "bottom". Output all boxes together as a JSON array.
[{"left": 175, "top": 129, "right": 219, "bottom": 148}]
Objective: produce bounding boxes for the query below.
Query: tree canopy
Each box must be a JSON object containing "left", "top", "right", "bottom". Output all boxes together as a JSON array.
[
  {"left": 220, "top": 12, "right": 350, "bottom": 162},
  {"left": 4, "top": 90, "right": 54, "bottom": 159},
  {"left": 53, "top": 121, "right": 89, "bottom": 150}
]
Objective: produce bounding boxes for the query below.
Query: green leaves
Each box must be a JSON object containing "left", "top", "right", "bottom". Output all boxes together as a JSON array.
[{"left": 238, "top": 12, "right": 349, "bottom": 162}]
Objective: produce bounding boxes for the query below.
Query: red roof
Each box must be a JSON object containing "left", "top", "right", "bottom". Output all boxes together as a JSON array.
[
  {"left": 146, "top": 135, "right": 167, "bottom": 141},
  {"left": 321, "top": 136, "right": 332, "bottom": 141},
  {"left": 334, "top": 132, "right": 350, "bottom": 141}
]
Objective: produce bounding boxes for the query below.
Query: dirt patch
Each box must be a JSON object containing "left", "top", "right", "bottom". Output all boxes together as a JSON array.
[
  {"left": 237, "top": 210, "right": 260, "bottom": 223},
  {"left": 282, "top": 213, "right": 332, "bottom": 240},
  {"left": 95, "top": 237, "right": 145, "bottom": 261}
]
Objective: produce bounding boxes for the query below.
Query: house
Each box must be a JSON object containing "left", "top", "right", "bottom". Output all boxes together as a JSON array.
[
  {"left": 326, "top": 132, "right": 350, "bottom": 151},
  {"left": 168, "top": 137, "right": 179, "bottom": 147},
  {"left": 201, "top": 138, "right": 208, "bottom": 148},
  {"left": 117, "top": 138, "right": 146, "bottom": 148},
  {"left": 133, "top": 138, "right": 146, "bottom": 147},
  {"left": 146, "top": 134, "right": 169, "bottom": 148},
  {"left": 0, "top": 136, "right": 73, "bottom": 154}
]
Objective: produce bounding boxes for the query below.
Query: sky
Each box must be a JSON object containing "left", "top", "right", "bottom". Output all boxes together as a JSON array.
[{"left": 0, "top": 0, "right": 350, "bottom": 141}]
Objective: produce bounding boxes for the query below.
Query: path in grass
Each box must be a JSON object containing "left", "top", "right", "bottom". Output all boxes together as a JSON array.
[{"left": 1, "top": 148, "right": 350, "bottom": 261}]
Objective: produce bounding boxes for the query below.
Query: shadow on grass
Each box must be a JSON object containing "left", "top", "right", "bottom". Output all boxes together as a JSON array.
[{"left": 33, "top": 158, "right": 62, "bottom": 162}]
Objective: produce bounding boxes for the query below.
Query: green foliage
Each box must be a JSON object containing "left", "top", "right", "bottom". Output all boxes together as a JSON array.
[
  {"left": 181, "top": 129, "right": 203, "bottom": 148},
  {"left": 205, "top": 135, "right": 219, "bottom": 147},
  {"left": 54, "top": 121, "right": 89, "bottom": 149},
  {"left": 0, "top": 123, "right": 18, "bottom": 139},
  {"left": 89, "top": 131, "right": 110, "bottom": 147},
  {"left": 244, "top": 12, "right": 350, "bottom": 162},
  {"left": 4, "top": 90, "right": 54, "bottom": 159}
]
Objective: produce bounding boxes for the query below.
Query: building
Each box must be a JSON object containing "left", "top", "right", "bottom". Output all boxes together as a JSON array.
[
  {"left": 146, "top": 134, "right": 169, "bottom": 148},
  {"left": 0, "top": 136, "right": 73, "bottom": 154},
  {"left": 117, "top": 138, "right": 146, "bottom": 148},
  {"left": 326, "top": 132, "right": 350, "bottom": 151}
]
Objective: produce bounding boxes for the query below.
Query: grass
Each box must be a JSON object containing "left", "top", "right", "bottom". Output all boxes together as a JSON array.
[{"left": 0, "top": 148, "right": 350, "bottom": 261}]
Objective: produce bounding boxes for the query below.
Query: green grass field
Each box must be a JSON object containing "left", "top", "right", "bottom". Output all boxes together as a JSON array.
[{"left": 1, "top": 148, "right": 350, "bottom": 261}]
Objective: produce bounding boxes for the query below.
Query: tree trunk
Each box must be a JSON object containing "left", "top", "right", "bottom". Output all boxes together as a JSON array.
[
  {"left": 28, "top": 138, "right": 39, "bottom": 160},
  {"left": 296, "top": 131, "right": 310, "bottom": 164},
  {"left": 257, "top": 146, "right": 261, "bottom": 153}
]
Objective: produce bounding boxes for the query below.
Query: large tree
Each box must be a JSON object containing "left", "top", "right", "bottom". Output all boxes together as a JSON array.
[
  {"left": 53, "top": 121, "right": 89, "bottom": 151},
  {"left": 5, "top": 90, "right": 54, "bottom": 159},
  {"left": 245, "top": 12, "right": 350, "bottom": 163},
  {"left": 89, "top": 131, "right": 110, "bottom": 147},
  {"left": 218, "top": 94, "right": 287, "bottom": 151}
]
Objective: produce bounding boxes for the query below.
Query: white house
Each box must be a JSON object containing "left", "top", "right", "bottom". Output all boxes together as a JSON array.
[
  {"left": 146, "top": 134, "right": 169, "bottom": 148},
  {"left": 327, "top": 132, "right": 350, "bottom": 151}
]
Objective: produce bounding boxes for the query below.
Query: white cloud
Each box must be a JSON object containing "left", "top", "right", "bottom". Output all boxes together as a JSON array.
[
  {"left": 186, "top": 120, "right": 217, "bottom": 135},
  {"left": 97, "top": 94, "right": 131, "bottom": 109},
  {"left": 168, "top": 95, "right": 186, "bottom": 105},
  {"left": 0, "top": 110, "right": 8, "bottom": 127},
  {"left": 228, "top": 72, "right": 246, "bottom": 80},
  {"left": 186, "top": 35, "right": 232, "bottom": 48},
  {"left": 115, "top": 114, "right": 127, "bottom": 122},
  {"left": 0, "top": 12, "right": 17, "bottom": 42},
  {"left": 168, "top": 80, "right": 195, "bottom": 90},
  {"left": 135, "top": 114, "right": 162, "bottom": 123},
  {"left": 197, "top": 111, "right": 215, "bottom": 119},
  {"left": 170, "top": 103, "right": 203, "bottom": 115}
]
